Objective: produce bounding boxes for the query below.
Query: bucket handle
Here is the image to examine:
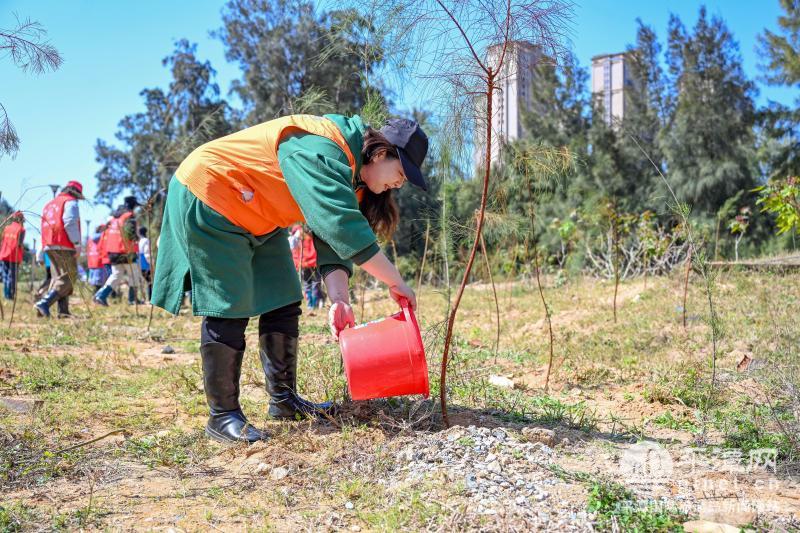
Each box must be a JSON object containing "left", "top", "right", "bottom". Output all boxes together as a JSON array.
[{"left": 399, "top": 297, "right": 412, "bottom": 322}]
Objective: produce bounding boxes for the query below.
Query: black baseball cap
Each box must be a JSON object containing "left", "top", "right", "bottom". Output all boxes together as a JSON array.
[{"left": 380, "top": 118, "right": 429, "bottom": 191}]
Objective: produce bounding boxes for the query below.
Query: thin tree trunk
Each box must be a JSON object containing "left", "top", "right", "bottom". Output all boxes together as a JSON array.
[
  {"left": 416, "top": 218, "right": 431, "bottom": 309},
  {"left": 146, "top": 207, "right": 158, "bottom": 332},
  {"left": 612, "top": 216, "right": 619, "bottom": 324},
  {"left": 440, "top": 72, "right": 495, "bottom": 427},
  {"left": 358, "top": 270, "right": 367, "bottom": 323},
  {"left": 480, "top": 230, "right": 500, "bottom": 362},
  {"left": 534, "top": 247, "right": 555, "bottom": 392},
  {"left": 643, "top": 251, "right": 648, "bottom": 289},
  {"left": 682, "top": 248, "right": 692, "bottom": 329},
  {"left": 29, "top": 238, "right": 36, "bottom": 298}
]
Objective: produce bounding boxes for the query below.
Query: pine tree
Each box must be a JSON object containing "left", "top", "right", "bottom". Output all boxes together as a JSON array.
[
  {"left": 660, "top": 8, "right": 758, "bottom": 217},
  {"left": 756, "top": 0, "right": 800, "bottom": 179},
  {"left": 215, "top": 0, "right": 384, "bottom": 125},
  {"left": 758, "top": 0, "right": 800, "bottom": 88},
  {"left": 95, "top": 40, "right": 233, "bottom": 206}
]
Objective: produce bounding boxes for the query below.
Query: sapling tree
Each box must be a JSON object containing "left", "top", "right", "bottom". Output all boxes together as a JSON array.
[
  {"left": 400, "top": 1, "right": 571, "bottom": 424},
  {"left": 335, "top": 0, "right": 572, "bottom": 423}
]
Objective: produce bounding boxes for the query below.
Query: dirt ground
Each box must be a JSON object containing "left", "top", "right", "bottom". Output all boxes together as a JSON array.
[{"left": 1, "top": 271, "right": 799, "bottom": 531}]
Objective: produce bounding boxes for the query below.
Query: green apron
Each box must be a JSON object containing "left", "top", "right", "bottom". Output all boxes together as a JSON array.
[{"left": 151, "top": 177, "right": 301, "bottom": 318}]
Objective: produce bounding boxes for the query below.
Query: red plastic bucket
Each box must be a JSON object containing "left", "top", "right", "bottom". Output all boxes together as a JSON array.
[{"left": 339, "top": 300, "right": 429, "bottom": 400}]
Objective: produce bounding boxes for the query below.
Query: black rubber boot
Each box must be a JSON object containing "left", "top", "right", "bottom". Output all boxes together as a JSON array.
[
  {"left": 33, "top": 290, "right": 59, "bottom": 318},
  {"left": 201, "top": 342, "right": 267, "bottom": 443},
  {"left": 57, "top": 297, "right": 72, "bottom": 318},
  {"left": 259, "top": 332, "right": 334, "bottom": 420}
]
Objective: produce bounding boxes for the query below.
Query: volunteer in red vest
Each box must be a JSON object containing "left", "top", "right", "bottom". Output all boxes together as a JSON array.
[
  {"left": 1, "top": 211, "right": 26, "bottom": 300},
  {"left": 86, "top": 223, "right": 110, "bottom": 293},
  {"left": 93, "top": 196, "right": 142, "bottom": 306},
  {"left": 35, "top": 181, "right": 84, "bottom": 318},
  {"left": 290, "top": 225, "right": 324, "bottom": 310},
  {"left": 151, "top": 114, "right": 428, "bottom": 443}
]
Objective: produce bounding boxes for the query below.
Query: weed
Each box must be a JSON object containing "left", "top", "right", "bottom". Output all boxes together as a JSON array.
[
  {"left": 120, "top": 430, "right": 215, "bottom": 468},
  {"left": 0, "top": 502, "right": 37, "bottom": 531},
  {"left": 587, "top": 480, "right": 687, "bottom": 532},
  {"left": 644, "top": 365, "right": 721, "bottom": 409},
  {"left": 650, "top": 411, "right": 699, "bottom": 432},
  {"left": 713, "top": 404, "right": 794, "bottom": 460}
]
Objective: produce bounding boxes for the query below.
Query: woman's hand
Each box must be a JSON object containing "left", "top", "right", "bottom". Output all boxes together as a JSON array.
[
  {"left": 360, "top": 251, "right": 416, "bottom": 311},
  {"left": 389, "top": 281, "right": 416, "bottom": 311},
  {"left": 328, "top": 300, "right": 355, "bottom": 340}
]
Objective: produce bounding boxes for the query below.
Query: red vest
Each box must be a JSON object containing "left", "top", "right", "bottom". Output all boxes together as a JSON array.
[
  {"left": 105, "top": 211, "right": 138, "bottom": 254},
  {"left": 292, "top": 233, "right": 317, "bottom": 270},
  {"left": 86, "top": 237, "right": 103, "bottom": 269},
  {"left": 42, "top": 193, "right": 77, "bottom": 249},
  {"left": 98, "top": 230, "right": 110, "bottom": 265},
  {"left": 0, "top": 221, "right": 24, "bottom": 263}
]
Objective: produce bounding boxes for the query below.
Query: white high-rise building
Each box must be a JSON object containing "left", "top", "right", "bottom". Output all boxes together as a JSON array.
[
  {"left": 591, "top": 53, "right": 632, "bottom": 126},
  {"left": 474, "top": 41, "right": 542, "bottom": 170}
]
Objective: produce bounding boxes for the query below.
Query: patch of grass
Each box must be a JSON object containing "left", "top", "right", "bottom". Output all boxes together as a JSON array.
[
  {"left": 0, "top": 502, "right": 38, "bottom": 531},
  {"left": 13, "top": 355, "right": 91, "bottom": 393},
  {"left": 51, "top": 504, "right": 109, "bottom": 531},
  {"left": 0, "top": 429, "right": 88, "bottom": 488},
  {"left": 358, "top": 488, "right": 444, "bottom": 530},
  {"left": 643, "top": 365, "right": 721, "bottom": 409},
  {"left": 713, "top": 404, "right": 795, "bottom": 460},
  {"left": 120, "top": 430, "right": 216, "bottom": 468},
  {"left": 587, "top": 480, "right": 687, "bottom": 532},
  {"left": 528, "top": 396, "right": 598, "bottom": 431},
  {"left": 649, "top": 411, "right": 698, "bottom": 432}
]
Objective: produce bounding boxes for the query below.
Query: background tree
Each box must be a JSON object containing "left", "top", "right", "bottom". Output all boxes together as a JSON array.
[
  {"left": 95, "top": 40, "right": 233, "bottom": 206},
  {"left": 0, "top": 15, "right": 62, "bottom": 158},
  {"left": 661, "top": 8, "right": 758, "bottom": 218},
  {"left": 756, "top": 0, "right": 800, "bottom": 181},
  {"left": 215, "top": 0, "right": 385, "bottom": 125},
  {"left": 758, "top": 0, "right": 800, "bottom": 88}
]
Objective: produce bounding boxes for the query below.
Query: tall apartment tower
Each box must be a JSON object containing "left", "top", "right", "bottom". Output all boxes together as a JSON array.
[
  {"left": 591, "top": 52, "right": 632, "bottom": 126},
  {"left": 474, "top": 41, "right": 542, "bottom": 169}
]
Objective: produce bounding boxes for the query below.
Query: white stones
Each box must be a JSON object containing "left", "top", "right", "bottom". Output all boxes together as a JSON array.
[{"left": 344, "top": 501, "right": 354, "bottom": 510}]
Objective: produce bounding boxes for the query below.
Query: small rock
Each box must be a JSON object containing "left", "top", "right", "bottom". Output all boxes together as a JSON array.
[
  {"left": 486, "top": 460, "right": 502, "bottom": 474},
  {"left": 161, "top": 345, "right": 175, "bottom": 354},
  {"left": 271, "top": 466, "right": 289, "bottom": 480},
  {"left": 345, "top": 501, "right": 354, "bottom": 510},
  {"left": 350, "top": 526, "right": 361, "bottom": 532},
  {"left": 254, "top": 462, "right": 269, "bottom": 475},
  {"left": 488, "top": 375, "right": 515, "bottom": 388},
  {"left": 491, "top": 428, "right": 507, "bottom": 441},
  {"left": 522, "top": 427, "right": 556, "bottom": 446},
  {"left": 515, "top": 496, "right": 527, "bottom": 506},
  {"left": 0, "top": 397, "right": 43, "bottom": 414}
]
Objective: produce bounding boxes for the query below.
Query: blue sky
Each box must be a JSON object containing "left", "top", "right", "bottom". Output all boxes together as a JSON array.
[{"left": 1, "top": 0, "right": 795, "bottom": 247}]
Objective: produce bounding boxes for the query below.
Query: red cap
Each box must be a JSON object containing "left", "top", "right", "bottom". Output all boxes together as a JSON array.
[{"left": 64, "top": 180, "right": 84, "bottom": 199}]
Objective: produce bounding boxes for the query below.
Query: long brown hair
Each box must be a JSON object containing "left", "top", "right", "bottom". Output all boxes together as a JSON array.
[{"left": 358, "top": 127, "right": 400, "bottom": 240}]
